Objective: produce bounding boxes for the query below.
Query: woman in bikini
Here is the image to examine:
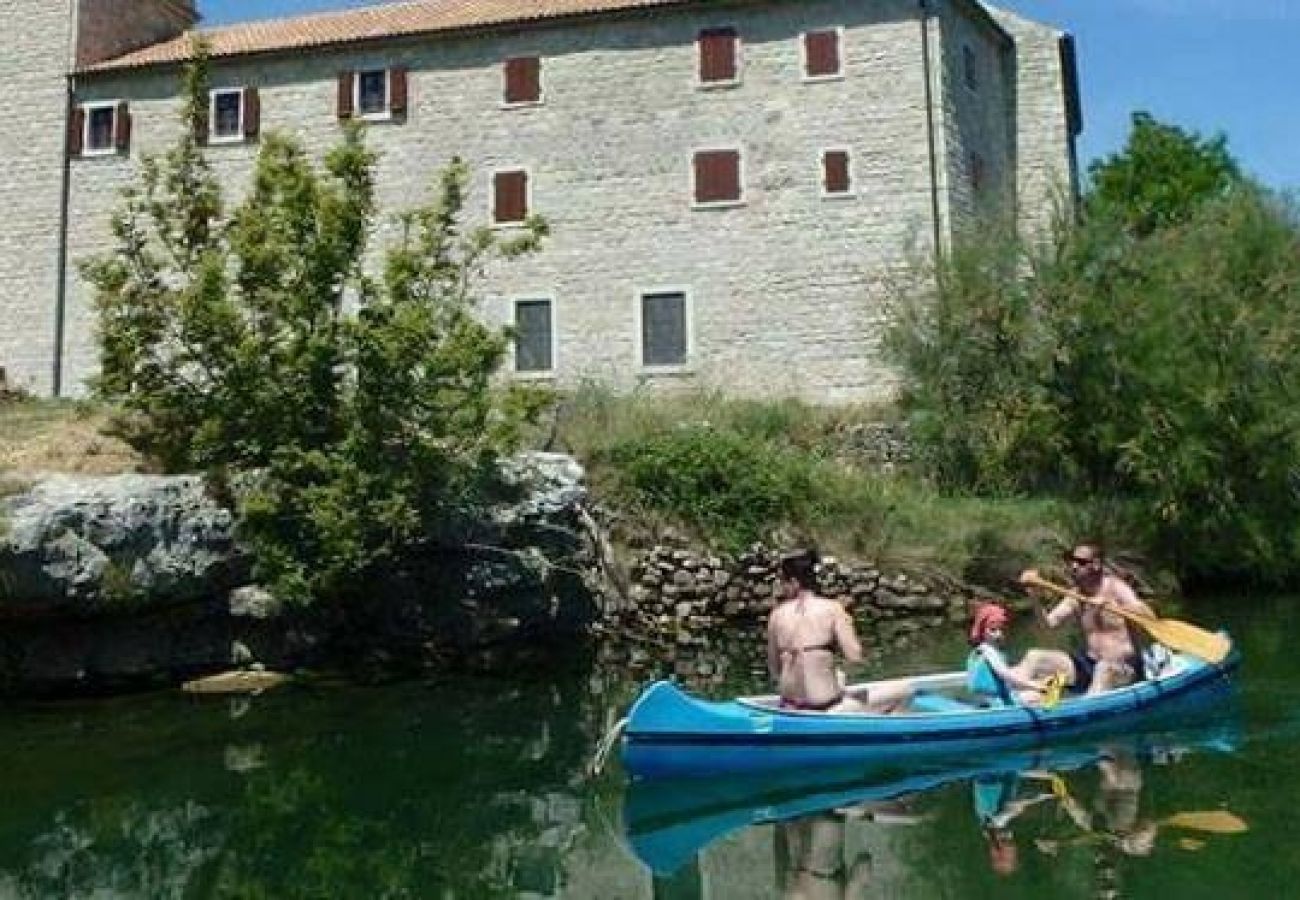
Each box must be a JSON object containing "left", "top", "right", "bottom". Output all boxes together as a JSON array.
[{"left": 766, "top": 549, "right": 911, "bottom": 713}]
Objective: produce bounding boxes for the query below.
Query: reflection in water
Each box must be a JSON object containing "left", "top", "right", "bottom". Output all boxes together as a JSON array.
[{"left": 623, "top": 709, "right": 1245, "bottom": 898}]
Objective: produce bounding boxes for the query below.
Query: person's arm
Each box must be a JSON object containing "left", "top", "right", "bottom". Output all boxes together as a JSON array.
[
  {"left": 980, "top": 645, "right": 1043, "bottom": 692},
  {"left": 1043, "top": 596, "right": 1079, "bottom": 629},
  {"left": 766, "top": 617, "right": 782, "bottom": 681},
  {"left": 835, "top": 606, "right": 863, "bottom": 665},
  {"left": 1108, "top": 577, "right": 1156, "bottom": 618}
]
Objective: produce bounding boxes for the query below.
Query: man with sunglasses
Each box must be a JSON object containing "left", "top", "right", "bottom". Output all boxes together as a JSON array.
[{"left": 1018, "top": 544, "right": 1156, "bottom": 696}]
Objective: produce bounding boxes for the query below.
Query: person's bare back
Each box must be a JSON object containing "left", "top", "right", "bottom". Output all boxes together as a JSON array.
[{"left": 767, "top": 593, "right": 860, "bottom": 709}]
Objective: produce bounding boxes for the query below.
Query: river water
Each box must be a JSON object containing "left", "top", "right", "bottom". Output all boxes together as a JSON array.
[{"left": 1, "top": 594, "right": 1297, "bottom": 899}]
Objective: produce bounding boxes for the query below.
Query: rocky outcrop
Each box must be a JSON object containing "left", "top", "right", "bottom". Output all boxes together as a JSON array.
[{"left": 0, "top": 453, "right": 600, "bottom": 695}]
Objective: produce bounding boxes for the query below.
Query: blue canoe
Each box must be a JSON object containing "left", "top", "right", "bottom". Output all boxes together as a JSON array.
[{"left": 622, "top": 640, "right": 1239, "bottom": 780}]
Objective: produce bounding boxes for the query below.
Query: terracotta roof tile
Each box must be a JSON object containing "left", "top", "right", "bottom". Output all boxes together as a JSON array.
[{"left": 84, "top": 0, "right": 708, "bottom": 72}]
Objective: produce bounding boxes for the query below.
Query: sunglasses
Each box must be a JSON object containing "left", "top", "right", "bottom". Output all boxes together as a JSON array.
[{"left": 1067, "top": 555, "right": 1097, "bottom": 566}]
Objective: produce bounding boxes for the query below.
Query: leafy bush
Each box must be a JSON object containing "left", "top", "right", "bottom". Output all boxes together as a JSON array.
[
  {"left": 82, "top": 52, "right": 550, "bottom": 604},
  {"left": 887, "top": 113, "right": 1300, "bottom": 584}
]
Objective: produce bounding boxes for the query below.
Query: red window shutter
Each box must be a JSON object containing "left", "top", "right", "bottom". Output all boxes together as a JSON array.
[
  {"left": 68, "top": 107, "right": 84, "bottom": 157},
  {"left": 243, "top": 86, "right": 260, "bottom": 138},
  {"left": 694, "top": 150, "right": 740, "bottom": 203},
  {"left": 804, "top": 30, "right": 840, "bottom": 77},
  {"left": 337, "top": 71, "right": 354, "bottom": 119},
  {"left": 504, "top": 56, "right": 540, "bottom": 103},
  {"left": 389, "top": 67, "right": 408, "bottom": 115},
  {"left": 494, "top": 171, "right": 528, "bottom": 223},
  {"left": 823, "top": 150, "right": 850, "bottom": 193},
  {"left": 114, "top": 101, "right": 131, "bottom": 153},
  {"left": 698, "top": 28, "right": 737, "bottom": 83}
]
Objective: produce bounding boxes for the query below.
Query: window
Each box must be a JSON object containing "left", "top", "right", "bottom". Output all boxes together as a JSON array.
[
  {"left": 357, "top": 69, "right": 388, "bottom": 116},
  {"left": 74, "top": 102, "right": 129, "bottom": 156},
  {"left": 692, "top": 149, "right": 742, "bottom": 206},
  {"left": 211, "top": 89, "right": 243, "bottom": 140},
  {"left": 641, "top": 292, "right": 688, "bottom": 368},
  {"left": 822, "top": 149, "right": 852, "bottom": 196},
  {"left": 514, "top": 299, "right": 554, "bottom": 373},
  {"left": 963, "top": 44, "right": 978, "bottom": 91},
  {"left": 493, "top": 169, "right": 529, "bottom": 224},
  {"left": 337, "top": 68, "right": 407, "bottom": 120},
  {"left": 803, "top": 29, "right": 842, "bottom": 79},
  {"left": 504, "top": 56, "right": 541, "bottom": 104},
  {"left": 697, "top": 27, "right": 739, "bottom": 85},
  {"left": 86, "top": 105, "right": 116, "bottom": 153}
]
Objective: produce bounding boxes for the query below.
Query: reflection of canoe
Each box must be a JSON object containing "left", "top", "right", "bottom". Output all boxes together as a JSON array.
[
  {"left": 622, "top": 642, "right": 1238, "bottom": 780},
  {"left": 624, "top": 720, "right": 1240, "bottom": 876}
]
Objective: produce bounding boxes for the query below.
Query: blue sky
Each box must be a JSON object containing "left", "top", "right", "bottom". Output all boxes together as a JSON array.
[{"left": 200, "top": 0, "right": 1300, "bottom": 189}]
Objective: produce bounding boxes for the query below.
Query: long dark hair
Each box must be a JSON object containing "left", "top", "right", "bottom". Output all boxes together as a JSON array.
[{"left": 779, "top": 549, "right": 820, "bottom": 591}]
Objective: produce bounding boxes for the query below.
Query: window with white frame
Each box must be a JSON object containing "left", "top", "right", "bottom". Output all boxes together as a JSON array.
[
  {"left": 641, "top": 291, "right": 688, "bottom": 367},
  {"left": 85, "top": 104, "right": 116, "bottom": 154},
  {"left": 697, "top": 27, "right": 740, "bottom": 86},
  {"left": 692, "top": 149, "right": 742, "bottom": 206},
  {"left": 357, "top": 69, "right": 388, "bottom": 117},
  {"left": 514, "top": 299, "right": 554, "bottom": 373},
  {"left": 210, "top": 89, "right": 243, "bottom": 141}
]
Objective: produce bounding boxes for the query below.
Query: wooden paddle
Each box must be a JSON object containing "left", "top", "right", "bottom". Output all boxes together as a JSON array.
[{"left": 1018, "top": 570, "right": 1232, "bottom": 665}]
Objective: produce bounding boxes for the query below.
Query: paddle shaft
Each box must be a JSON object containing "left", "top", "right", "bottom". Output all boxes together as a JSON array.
[{"left": 1019, "top": 571, "right": 1231, "bottom": 664}]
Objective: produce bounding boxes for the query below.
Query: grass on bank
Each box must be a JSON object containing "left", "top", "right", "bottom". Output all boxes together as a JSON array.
[
  {"left": 0, "top": 398, "right": 144, "bottom": 477},
  {"left": 542, "top": 386, "right": 1086, "bottom": 581}
]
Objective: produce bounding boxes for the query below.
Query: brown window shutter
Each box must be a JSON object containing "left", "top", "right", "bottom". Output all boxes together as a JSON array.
[
  {"left": 389, "top": 67, "right": 407, "bottom": 116},
  {"left": 68, "top": 107, "right": 84, "bottom": 157},
  {"left": 504, "top": 56, "right": 540, "bottom": 103},
  {"left": 805, "top": 30, "right": 840, "bottom": 77},
  {"left": 971, "top": 152, "right": 986, "bottom": 193},
  {"left": 694, "top": 150, "right": 740, "bottom": 203},
  {"left": 243, "top": 86, "right": 261, "bottom": 138},
  {"left": 337, "top": 71, "right": 354, "bottom": 119},
  {"left": 494, "top": 171, "right": 528, "bottom": 223},
  {"left": 114, "top": 101, "right": 131, "bottom": 153},
  {"left": 195, "top": 100, "right": 209, "bottom": 144},
  {"left": 823, "top": 150, "right": 850, "bottom": 193},
  {"left": 698, "top": 28, "right": 737, "bottom": 82}
]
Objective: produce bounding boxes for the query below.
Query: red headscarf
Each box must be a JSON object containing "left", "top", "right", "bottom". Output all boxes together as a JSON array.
[{"left": 969, "top": 602, "right": 1010, "bottom": 645}]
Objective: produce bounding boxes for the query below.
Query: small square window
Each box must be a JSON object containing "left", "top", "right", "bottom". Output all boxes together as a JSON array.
[
  {"left": 641, "top": 292, "right": 688, "bottom": 367},
  {"left": 698, "top": 27, "right": 739, "bottom": 85},
  {"left": 803, "top": 30, "right": 842, "bottom": 79},
  {"left": 493, "top": 170, "right": 529, "bottom": 224},
  {"left": 211, "top": 90, "right": 243, "bottom": 140},
  {"left": 86, "top": 105, "right": 115, "bottom": 153},
  {"left": 357, "top": 69, "right": 388, "bottom": 116},
  {"left": 822, "top": 150, "right": 852, "bottom": 195},
  {"left": 514, "top": 299, "right": 553, "bottom": 373},
  {"left": 504, "top": 56, "right": 541, "bottom": 105},
  {"left": 693, "top": 149, "right": 742, "bottom": 206}
]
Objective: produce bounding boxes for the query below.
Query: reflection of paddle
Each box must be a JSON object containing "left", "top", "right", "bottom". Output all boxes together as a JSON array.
[
  {"left": 1162, "top": 810, "right": 1247, "bottom": 834},
  {"left": 1018, "top": 570, "right": 1232, "bottom": 664}
]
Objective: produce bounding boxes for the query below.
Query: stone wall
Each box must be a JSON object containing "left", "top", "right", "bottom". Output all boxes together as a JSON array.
[
  {"left": 601, "top": 543, "right": 976, "bottom": 681},
  {"left": 0, "top": 1, "right": 74, "bottom": 396}
]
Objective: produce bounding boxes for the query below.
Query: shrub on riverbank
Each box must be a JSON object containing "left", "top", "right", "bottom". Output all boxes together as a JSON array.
[
  {"left": 550, "top": 387, "right": 1080, "bottom": 578},
  {"left": 887, "top": 115, "right": 1300, "bottom": 585}
]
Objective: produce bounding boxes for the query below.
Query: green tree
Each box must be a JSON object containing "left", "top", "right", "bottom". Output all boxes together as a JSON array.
[
  {"left": 83, "top": 51, "right": 551, "bottom": 604},
  {"left": 1088, "top": 111, "right": 1242, "bottom": 235}
]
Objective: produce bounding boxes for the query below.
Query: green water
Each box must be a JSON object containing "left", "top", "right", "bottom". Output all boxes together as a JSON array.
[{"left": 1, "top": 595, "right": 1297, "bottom": 899}]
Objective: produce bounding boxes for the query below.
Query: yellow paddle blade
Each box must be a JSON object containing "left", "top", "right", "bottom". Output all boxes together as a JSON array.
[
  {"left": 1163, "top": 811, "right": 1248, "bottom": 834},
  {"left": 1041, "top": 673, "right": 1066, "bottom": 710}
]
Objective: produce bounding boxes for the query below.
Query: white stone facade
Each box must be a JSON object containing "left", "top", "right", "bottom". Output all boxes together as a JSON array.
[{"left": 0, "top": 0, "right": 1079, "bottom": 402}]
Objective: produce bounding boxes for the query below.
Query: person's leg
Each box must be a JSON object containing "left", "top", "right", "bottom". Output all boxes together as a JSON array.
[
  {"left": 1012, "top": 649, "right": 1077, "bottom": 687},
  {"left": 843, "top": 679, "right": 914, "bottom": 714}
]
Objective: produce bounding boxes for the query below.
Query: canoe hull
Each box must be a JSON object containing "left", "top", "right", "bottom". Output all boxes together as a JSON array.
[{"left": 622, "top": 647, "right": 1238, "bottom": 780}]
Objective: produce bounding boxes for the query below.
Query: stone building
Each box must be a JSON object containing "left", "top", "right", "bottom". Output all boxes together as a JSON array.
[{"left": 0, "top": 0, "right": 1080, "bottom": 401}]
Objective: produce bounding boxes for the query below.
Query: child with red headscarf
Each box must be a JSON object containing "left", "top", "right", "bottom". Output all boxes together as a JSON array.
[{"left": 967, "top": 602, "right": 1049, "bottom": 706}]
